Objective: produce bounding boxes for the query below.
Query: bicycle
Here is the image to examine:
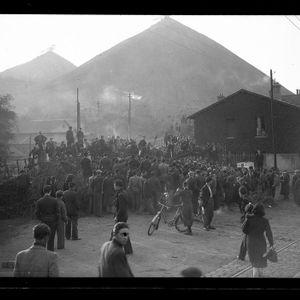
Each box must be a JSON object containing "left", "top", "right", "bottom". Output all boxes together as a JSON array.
[
  {"left": 147, "top": 200, "right": 171, "bottom": 235},
  {"left": 147, "top": 200, "right": 191, "bottom": 235}
]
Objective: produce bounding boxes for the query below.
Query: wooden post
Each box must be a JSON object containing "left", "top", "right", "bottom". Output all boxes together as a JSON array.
[
  {"left": 270, "top": 70, "right": 277, "bottom": 169},
  {"left": 77, "top": 88, "right": 81, "bottom": 133},
  {"left": 128, "top": 93, "right": 131, "bottom": 140},
  {"left": 16, "top": 160, "right": 20, "bottom": 173}
]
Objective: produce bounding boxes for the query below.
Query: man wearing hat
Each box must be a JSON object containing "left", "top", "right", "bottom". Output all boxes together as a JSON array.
[
  {"left": 199, "top": 177, "right": 216, "bottom": 231},
  {"left": 13, "top": 223, "right": 59, "bottom": 277}
]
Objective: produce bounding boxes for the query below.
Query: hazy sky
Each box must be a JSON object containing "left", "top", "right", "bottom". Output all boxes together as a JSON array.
[{"left": 0, "top": 14, "right": 299, "bottom": 93}]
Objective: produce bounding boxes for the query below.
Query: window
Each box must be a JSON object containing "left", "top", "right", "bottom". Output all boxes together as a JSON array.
[
  {"left": 256, "top": 116, "right": 267, "bottom": 137},
  {"left": 226, "top": 118, "right": 236, "bottom": 138}
]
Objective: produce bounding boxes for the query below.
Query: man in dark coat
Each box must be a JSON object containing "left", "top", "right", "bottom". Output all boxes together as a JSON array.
[
  {"left": 199, "top": 177, "right": 216, "bottom": 231},
  {"left": 45, "top": 138, "right": 55, "bottom": 160},
  {"left": 63, "top": 182, "right": 81, "bottom": 240},
  {"left": 45, "top": 176, "right": 58, "bottom": 198},
  {"left": 292, "top": 170, "right": 300, "bottom": 206},
  {"left": 102, "top": 171, "right": 115, "bottom": 214},
  {"left": 77, "top": 128, "right": 84, "bottom": 148},
  {"left": 98, "top": 222, "right": 134, "bottom": 277},
  {"left": 34, "top": 131, "right": 47, "bottom": 150},
  {"left": 174, "top": 181, "right": 194, "bottom": 235},
  {"left": 66, "top": 126, "right": 75, "bottom": 149},
  {"left": 80, "top": 152, "right": 92, "bottom": 185},
  {"left": 100, "top": 153, "right": 113, "bottom": 173},
  {"left": 280, "top": 171, "right": 290, "bottom": 200},
  {"left": 186, "top": 171, "right": 200, "bottom": 215},
  {"left": 112, "top": 180, "right": 132, "bottom": 255},
  {"left": 128, "top": 155, "right": 140, "bottom": 171},
  {"left": 91, "top": 170, "right": 104, "bottom": 217},
  {"left": 140, "top": 156, "right": 151, "bottom": 174},
  {"left": 254, "top": 149, "right": 264, "bottom": 172},
  {"left": 35, "top": 185, "right": 59, "bottom": 251},
  {"left": 127, "top": 170, "right": 143, "bottom": 212},
  {"left": 143, "top": 171, "right": 161, "bottom": 215}
]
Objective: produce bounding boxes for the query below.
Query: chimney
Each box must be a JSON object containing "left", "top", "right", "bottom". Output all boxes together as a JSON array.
[
  {"left": 296, "top": 89, "right": 300, "bottom": 95},
  {"left": 217, "top": 93, "right": 225, "bottom": 101},
  {"left": 273, "top": 82, "right": 281, "bottom": 100}
]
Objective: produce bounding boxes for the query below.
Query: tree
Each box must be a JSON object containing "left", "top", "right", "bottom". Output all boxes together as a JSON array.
[{"left": 0, "top": 94, "right": 16, "bottom": 164}]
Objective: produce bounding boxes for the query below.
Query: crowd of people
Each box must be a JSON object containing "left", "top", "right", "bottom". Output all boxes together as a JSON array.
[{"left": 10, "top": 128, "right": 300, "bottom": 278}]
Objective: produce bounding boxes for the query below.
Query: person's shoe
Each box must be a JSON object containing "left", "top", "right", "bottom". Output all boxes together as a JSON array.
[
  {"left": 237, "top": 256, "right": 245, "bottom": 261},
  {"left": 184, "top": 231, "right": 193, "bottom": 235},
  {"left": 209, "top": 226, "right": 216, "bottom": 230},
  {"left": 203, "top": 227, "right": 210, "bottom": 231},
  {"left": 71, "top": 237, "right": 81, "bottom": 240}
]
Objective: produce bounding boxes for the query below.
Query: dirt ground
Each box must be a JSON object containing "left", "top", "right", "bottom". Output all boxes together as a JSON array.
[{"left": 0, "top": 198, "right": 300, "bottom": 278}]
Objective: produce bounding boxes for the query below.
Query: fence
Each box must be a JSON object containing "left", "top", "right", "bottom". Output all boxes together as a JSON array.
[{"left": 0, "top": 158, "right": 30, "bottom": 180}]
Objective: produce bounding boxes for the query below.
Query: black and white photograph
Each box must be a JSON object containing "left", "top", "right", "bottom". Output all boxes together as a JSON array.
[{"left": 0, "top": 14, "right": 300, "bottom": 290}]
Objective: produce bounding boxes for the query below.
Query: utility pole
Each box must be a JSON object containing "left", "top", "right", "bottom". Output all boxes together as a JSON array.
[
  {"left": 270, "top": 70, "right": 277, "bottom": 169},
  {"left": 128, "top": 93, "right": 131, "bottom": 140},
  {"left": 97, "top": 100, "right": 100, "bottom": 116},
  {"left": 77, "top": 88, "right": 81, "bottom": 133},
  {"left": 29, "top": 135, "right": 32, "bottom": 154}
]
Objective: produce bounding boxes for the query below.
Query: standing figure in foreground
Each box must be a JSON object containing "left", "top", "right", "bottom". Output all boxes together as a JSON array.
[
  {"left": 63, "top": 182, "right": 81, "bottom": 240},
  {"left": 35, "top": 185, "right": 59, "bottom": 251},
  {"left": 13, "top": 223, "right": 59, "bottom": 277},
  {"left": 98, "top": 222, "right": 134, "bottom": 277},
  {"left": 55, "top": 190, "right": 68, "bottom": 249},
  {"left": 173, "top": 181, "right": 194, "bottom": 235},
  {"left": 242, "top": 203, "right": 274, "bottom": 277}
]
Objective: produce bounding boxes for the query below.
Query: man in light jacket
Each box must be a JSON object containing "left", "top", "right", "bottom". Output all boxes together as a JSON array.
[{"left": 13, "top": 223, "right": 59, "bottom": 277}]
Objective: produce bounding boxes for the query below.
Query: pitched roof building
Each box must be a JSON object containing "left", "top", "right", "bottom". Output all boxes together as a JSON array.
[{"left": 188, "top": 89, "right": 300, "bottom": 170}]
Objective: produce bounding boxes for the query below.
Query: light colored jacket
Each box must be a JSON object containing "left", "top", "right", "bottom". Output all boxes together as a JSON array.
[{"left": 13, "top": 244, "right": 59, "bottom": 277}]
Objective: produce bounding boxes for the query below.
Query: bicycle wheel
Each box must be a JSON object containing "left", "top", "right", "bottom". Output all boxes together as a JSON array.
[
  {"left": 175, "top": 214, "right": 188, "bottom": 232},
  {"left": 147, "top": 223, "right": 156, "bottom": 236},
  {"left": 147, "top": 216, "right": 160, "bottom": 236}
]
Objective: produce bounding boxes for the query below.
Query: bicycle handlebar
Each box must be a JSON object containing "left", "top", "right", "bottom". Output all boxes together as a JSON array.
[{"left": 158, "top": 202, "right": 170, "bottom": 209}]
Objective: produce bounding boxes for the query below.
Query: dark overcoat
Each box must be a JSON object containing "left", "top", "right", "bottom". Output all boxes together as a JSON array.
[
  {"left": 174, "top": 188, "right": 194, "bottom": 227},
  {"left": 242, "top": 214, "right": 274, "bottom": 268},
  {"left": 98, "top": 239, "right": 134, "bottom": 277},
  {"left": 63, "top": 190, "right": 80, "bottom": 217}
]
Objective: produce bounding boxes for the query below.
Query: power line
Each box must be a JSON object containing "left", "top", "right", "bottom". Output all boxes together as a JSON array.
[{"left": 285, "top": 16, "right": 300, "bottom": 32}]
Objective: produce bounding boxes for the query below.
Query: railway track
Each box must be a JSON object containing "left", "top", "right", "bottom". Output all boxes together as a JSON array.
[{"left": 231, "top": 239, "right": 300, "bottom": 277}]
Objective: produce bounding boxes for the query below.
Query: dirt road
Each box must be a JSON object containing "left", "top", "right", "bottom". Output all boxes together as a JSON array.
[{"left": 1, "top": 200, "right": 299, "bottom": 277}]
